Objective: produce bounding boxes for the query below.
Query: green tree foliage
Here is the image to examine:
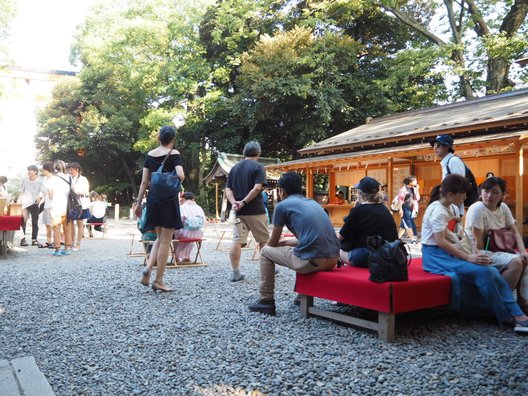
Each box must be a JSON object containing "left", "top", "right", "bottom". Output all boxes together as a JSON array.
[{"left": 374, "top": 0, "right": 528, "bottom": 97}]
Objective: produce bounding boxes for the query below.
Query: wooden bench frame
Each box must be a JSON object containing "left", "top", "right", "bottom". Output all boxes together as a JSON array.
[{"left": 299, "top": 294, "right": 397, "bottom": 341}]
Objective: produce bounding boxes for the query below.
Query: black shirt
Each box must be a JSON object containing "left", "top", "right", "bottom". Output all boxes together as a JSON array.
[
  {"left": 226, "top": 159, "right": 267, "bottom": 215},
  {"left": 339, "top": 203, "right": 398, "bottom": 251},
  {"left": 144, "top": 153, "right": 183, "bottom": 173}
]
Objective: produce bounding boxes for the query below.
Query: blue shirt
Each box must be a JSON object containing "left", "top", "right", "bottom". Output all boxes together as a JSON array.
[{"left": 273, "top": 194, "right": 340, "bottom": 260}]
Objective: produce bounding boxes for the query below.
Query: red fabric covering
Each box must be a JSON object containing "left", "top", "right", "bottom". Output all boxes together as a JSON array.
[
  {"left": 174, "top": 238, "right": 203, "bottom": 243},
  {"left": 295, "top": 258, "right": 451, "bottom": 314},
  {"left": 0, "top": 216, "right": 22, "bottom": 231}
]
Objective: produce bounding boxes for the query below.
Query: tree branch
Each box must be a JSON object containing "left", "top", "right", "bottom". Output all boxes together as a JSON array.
[
  {"left": 465, "top": 0, "right": 490, "bottom": 36},
  {"left": 373, "top": 2, "right": 446, "bottom": 46},
  {"left": 500, "top": 0, "right": 528, "bottom": 36}
]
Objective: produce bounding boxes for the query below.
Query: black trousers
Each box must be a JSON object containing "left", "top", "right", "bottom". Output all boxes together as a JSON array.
[{"left": 22, "top": 203, "right": 39, "bottom": 240}]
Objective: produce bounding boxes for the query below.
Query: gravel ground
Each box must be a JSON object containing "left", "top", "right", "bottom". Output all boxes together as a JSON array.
[{"left": 0, "top": 220, "right": 527, "bottom": 395}]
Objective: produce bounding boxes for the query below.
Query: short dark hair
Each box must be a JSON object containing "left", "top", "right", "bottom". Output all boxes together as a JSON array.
[
  {"left": 278, "top": 172, "right": 303, "bottom": 195},
  {"left": 480, "top": 176, "right": 506, "bottom": 193},
  {"left": 0, "top": 176, "right": 7, "bottom": 184},
  {"left": 27, "top": 164, "right": 38, "bottom": 172},
  {"left": 67, "top": 162, "right": 81, "bottom": 172},
  {"left": 441, "top": 174, "right": 471, "bottom": 196},
  {"left": 159, "top": 126, "right": 176, "bottom": 146},
  {"left": 42, "top": 162, "right": 54, "bottom": 173},
  {"left": 182, "top": 191, "right": 195, "bottom": 200},
  {"left": 243, "top": 141, "right": 261, "bottom": 157},
  {"left": 479, "top": 177, "right": 506, "bottom": 208}
]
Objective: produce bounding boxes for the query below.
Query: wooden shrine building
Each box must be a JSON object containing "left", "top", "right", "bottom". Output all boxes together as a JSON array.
[{"left": 266, "top": 89, "right": 528, "bottom": 229}]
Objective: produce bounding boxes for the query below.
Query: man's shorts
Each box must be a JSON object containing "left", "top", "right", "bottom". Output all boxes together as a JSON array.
[
  {"left": 479, "top": 249, "right": 519, "bottom": 270},
  {"left": 232, "top": 214, "right": 269, "bottom": 245},
  {"left": 41, "top": 208, "right": 52, "bottom": 226}
]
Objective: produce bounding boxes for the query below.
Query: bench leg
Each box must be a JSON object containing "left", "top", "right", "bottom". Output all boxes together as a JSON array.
[
  {"left": 378, "top": 312, "right": 395, "bottom": 342},
  {"left": 299, "top": 295, "right": 314, "bottom": 318}
]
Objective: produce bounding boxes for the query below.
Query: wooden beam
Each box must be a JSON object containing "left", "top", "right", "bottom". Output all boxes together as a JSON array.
[{"left": 515, "top": 142, "right": 524, "bottom": 230}]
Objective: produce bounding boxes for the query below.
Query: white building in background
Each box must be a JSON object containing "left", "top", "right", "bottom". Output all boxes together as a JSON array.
[{"left": 0, "top": 67, "right": 76, "bottom": 179}]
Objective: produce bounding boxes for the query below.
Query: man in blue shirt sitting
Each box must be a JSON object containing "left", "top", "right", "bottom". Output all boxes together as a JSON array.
[{"left": 249, "top": 172, "right": 340, "bottom": 315}]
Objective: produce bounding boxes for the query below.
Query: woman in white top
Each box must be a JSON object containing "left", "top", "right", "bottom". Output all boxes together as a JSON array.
[
  {"left": 38, "top": 162, "right": 55, "bottom": 248},
  {"left": 421, "top": 174, "right": 528, "bottom": 333},
  {"left": 67, "top": 162, "right": 91, "bottom": 250},
  {"left": 465, "top": 177, "right": 528, "bottom": 314},
  {"left": 50, "top": 160, "right": 72, "bottom": 256},
  {"left": 173, "top": 192, "right": 206, "bottom": 262}
]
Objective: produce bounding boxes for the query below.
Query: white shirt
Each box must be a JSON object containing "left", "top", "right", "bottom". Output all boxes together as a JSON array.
[
  {"left": 90, "top": 200, "right": 107, "bottom": 218},
  {"left": 72, "top": 175, "right": 90, "bottom": 209},
  {"left": 440, "top": 153, "right": 465, "bottom": 179},
  {"left": 464, "top": 201, "right": 515, "bottom": 245},
  {"left": 43, "top": 176, "right": 54, "bottom": 209},
  {"left": 20, "top": 177, "right": 44, "bottom": 208},
  {"left": 421, "top": 201, "right": 460, "bottom": 246},
  {"left": 50, "top": 173, "right": 71, "bottom": 216},
  {"left": 180, "top": 201, "right": 206, "bottom": 224}
]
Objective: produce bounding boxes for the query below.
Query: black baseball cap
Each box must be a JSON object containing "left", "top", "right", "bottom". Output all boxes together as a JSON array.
[
  {"left": 430, "top": 135, "right": 455, "bottom": 153},
  {"left": 355, "top": 177, "right": 380, "bottom": 194}
]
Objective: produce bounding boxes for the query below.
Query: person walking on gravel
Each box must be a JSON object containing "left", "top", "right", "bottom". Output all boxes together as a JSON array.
[
  {"left": 134, "top": 126, "right": 185, "bottom": 292},
  {"left": 225, "top": 141, "right": 270, "bottom": 282}
]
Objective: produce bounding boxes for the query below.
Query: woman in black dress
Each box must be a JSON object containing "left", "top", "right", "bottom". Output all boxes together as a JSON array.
[{"left": 134, "top": 126, "right": 185, "bottom": 292}]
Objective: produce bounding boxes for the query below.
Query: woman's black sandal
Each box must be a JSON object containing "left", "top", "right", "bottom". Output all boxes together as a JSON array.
[{"left": 38, "top": 242, "right": 52, "bottom": 248}]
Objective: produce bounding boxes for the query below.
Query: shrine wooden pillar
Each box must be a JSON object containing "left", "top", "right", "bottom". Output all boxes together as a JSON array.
[
  {"left": 306, "top": 167, "right": 314, "bottom": 198},
  {"left": 514, "top": 142, "right": 524, "bottom": 230}
]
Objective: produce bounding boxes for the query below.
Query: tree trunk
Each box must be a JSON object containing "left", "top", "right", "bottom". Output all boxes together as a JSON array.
[
  {"left": 487, "top": 58, "right": 512, "bottom": 94},
  {"left": 119, "top": 155, "right": 137, "bottom": 196}
]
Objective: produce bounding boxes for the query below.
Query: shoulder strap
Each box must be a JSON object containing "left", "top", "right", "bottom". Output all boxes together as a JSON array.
[
  {"left": 58, "top": 175, "right": 72, "bottom": 187},
  {"left": 161, "top": 150, "right": 173, "bottom": 166},
  {"left": 446, "top": 156, "right": 452, "bottom": 175}
]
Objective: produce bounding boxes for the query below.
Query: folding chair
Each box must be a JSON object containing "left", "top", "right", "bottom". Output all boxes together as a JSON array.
[{"left": 169, "top": 238, "right": 207, "bottom": 268}]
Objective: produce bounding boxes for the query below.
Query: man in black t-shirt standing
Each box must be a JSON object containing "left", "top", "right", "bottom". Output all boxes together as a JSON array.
[{"left": 226, "top": 141, "right": 270, "bottom": 282}]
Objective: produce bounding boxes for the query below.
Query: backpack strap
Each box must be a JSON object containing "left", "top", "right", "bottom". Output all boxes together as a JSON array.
[
  {"left": 58, "top": 175, "right": 72, "bottom": 187},
  {"left": 445, "top": 156, "right": 452, "bottom": 175}
]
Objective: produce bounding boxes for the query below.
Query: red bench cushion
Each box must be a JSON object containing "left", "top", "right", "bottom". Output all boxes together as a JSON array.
[{"left": 294, "top": 258, "right": 451, "bottom": 314}]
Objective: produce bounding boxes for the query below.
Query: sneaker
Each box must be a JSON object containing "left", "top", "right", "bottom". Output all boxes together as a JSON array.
[
  {"left": 61, "top": 250, "right": 71, "bottom": 256},
  {"left": 230, "top": 273, "right": 246, "bottom": 282},
  {"left": 248, "top": 299, "right": 276, "bottom": 316},
  {"left": 52, "top": 251, "right": 62, "bottom": 257},
  {"left": 514, "top": 319, "right": 528, "bottom": 334}
]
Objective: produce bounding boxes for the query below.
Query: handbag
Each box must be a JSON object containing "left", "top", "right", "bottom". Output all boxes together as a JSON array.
[
  {"left": 367, "top": 235, "right": 409, "bottom": 283},
  {"left": 487, "top": 228, "right": 517, "bottom": 253},
  {"left": 149, "top": 151, "right": 181, "bottom": 200},
  {"left": 390, "top": 195, "right": 402, "bottom": 212},
  {"left": 443, "top": 204, "right": 473, "bottom": 256}
]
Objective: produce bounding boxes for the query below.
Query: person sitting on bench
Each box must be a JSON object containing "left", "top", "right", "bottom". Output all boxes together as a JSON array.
[
  {"left": 248, "top": 172, "right": 340, "bottom": 316},
  {"left": 173, "top": 191, "right": 205, "bottom": 262},
  {"left": 87, "top": 192, "right": 107, "bottom": 237},
  {"left": 339, "top": 177, "right": 398, "bottom": 267}
]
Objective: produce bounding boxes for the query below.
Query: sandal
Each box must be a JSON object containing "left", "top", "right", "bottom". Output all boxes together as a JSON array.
[
  {"left": 152, "top": 282, "right": 172, "bottom": 292},
  {"left": 20, "top": 239, "right": 29, "bottom": 247},
  {"left": 38, "top": 242, "right": 52, "bottom": 249},
  {"left": 31, "top": 240, "right": 39, "bottom": 246},
  {"left": 140, "top": 268, "right": 151, "bottom": 287}
]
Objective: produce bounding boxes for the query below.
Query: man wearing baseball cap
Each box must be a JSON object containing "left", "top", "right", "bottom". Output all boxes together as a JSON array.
[{"left": 431, "top": 135, "right": 465, "bottom": 179}]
